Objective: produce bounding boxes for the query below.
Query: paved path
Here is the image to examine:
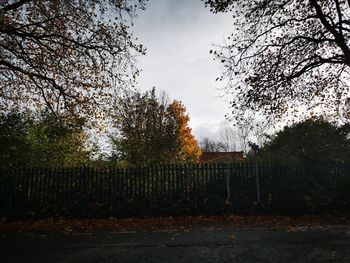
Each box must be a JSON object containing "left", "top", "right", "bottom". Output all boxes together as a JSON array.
[{"left": 1, "top": 225, "right": 350, "bottom": 262}]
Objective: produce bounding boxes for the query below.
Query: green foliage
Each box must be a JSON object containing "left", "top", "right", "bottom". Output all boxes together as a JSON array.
[
  {"left": 0, "top": 111, "right": 91, "bottom": 168},
  {"left": 256, "top": 118, "right": 350, "bottom": 162},
  {"left": 111, "top": 88, "right": 200, "bottom": 166},
  {"left": 0, "top": 112, "right": 34, "bottom": 168},
  {"left": 111, "top": 88, "right": 179, "bottom": 166}
]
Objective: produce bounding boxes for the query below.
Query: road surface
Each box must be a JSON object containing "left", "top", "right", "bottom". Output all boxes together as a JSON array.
[{"left": 1, "top": 224, "right": 350, "bottom": 262}]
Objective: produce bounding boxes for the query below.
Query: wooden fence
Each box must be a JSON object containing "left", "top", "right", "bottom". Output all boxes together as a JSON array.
[{"left": 1, "top": 162, "right": 350, "bottom": 219}]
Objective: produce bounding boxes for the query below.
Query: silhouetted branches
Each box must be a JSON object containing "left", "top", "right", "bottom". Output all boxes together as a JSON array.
[
  {"left": 206, "top": 0, "right": 350, "bottom": 121},
  {"left": 0, "top": 0, "right": 146, "bottom": 116}
]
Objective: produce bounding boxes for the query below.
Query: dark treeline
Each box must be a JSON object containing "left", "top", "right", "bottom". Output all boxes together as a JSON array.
[{"left": 0, "top": 88, "right": 202, "bottom": 169}]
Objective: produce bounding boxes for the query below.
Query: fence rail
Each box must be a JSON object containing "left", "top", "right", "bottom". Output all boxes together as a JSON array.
[{"left": 1, "top": 162, "right": 350, "bottom": 219}]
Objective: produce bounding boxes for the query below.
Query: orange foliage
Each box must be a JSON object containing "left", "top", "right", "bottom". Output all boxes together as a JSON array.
[{"left": 168, "top": 100, "right": 202, "bottom": 162}]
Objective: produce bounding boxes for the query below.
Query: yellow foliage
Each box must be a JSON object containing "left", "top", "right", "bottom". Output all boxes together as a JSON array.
[{"left": 168, "top": 100, "right": 202, "bottom": 162}]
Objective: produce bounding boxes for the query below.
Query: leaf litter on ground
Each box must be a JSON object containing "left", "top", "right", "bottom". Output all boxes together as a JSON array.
[{"left": 1, "top": 215, "right": 350, "bottom": 236}]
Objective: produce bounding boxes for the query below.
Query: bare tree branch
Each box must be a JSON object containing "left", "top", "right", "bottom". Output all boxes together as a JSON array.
[
  {"left": 206, "top": 0, "right": 350, "bottom": 122},
  {"left": 1, "top": 0, "right": 31, "bottom": 13},
  {"left": 0, "top": 0, "right": 146, "bottom": 118}
]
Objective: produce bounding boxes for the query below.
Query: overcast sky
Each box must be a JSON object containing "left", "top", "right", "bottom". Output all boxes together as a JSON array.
[{"left": 133, "top": 0, "right": 234, "bottom": 141}]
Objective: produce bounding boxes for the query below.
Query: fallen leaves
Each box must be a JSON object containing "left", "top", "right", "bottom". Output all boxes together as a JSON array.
[{"left": 0, "top": 215, "right": 349, "bottom": 236}]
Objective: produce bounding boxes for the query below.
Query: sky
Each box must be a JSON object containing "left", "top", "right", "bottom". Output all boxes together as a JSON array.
[{"left": 133, "top": 0, "right": 235, "bottom": 141}]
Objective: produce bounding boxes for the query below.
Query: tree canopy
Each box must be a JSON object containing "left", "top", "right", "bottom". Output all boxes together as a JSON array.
[
  {"left": 0, "top": 111, "right": 91, "bottom": 168},
  {"left": 256, "top": 118, "right": 350, "bottom": 162},
  {"left": 167, "top": 100, "right": 202, "bottom": 162},
  {"left": 199, "top": 137, "right": 228, "bottom": 152},
  {"left": 0, "top": 0, "right": 145, "bottom": 116},
  {"left": 205, "top": 0, "right": 350, "bottom": 121},
  {"left": 111, "top": 88, "right": 201, "bottom": 166}
]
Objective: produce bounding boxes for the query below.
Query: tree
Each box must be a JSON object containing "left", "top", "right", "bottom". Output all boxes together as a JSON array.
[
  {"left": 111, "top": 88, "right": 201, "bottom": 165},
  {"left": 0, "top": 112, "right": 33, "bottom": 168},
  {"left": 199, "top": 137, "right": 227, "bottom": 152},
  {"left": 0, "top": 111, "right": 91, "bottom": 168},
  {"left": 168, "top": 100, "right": 202, "bottom": 162},
  {"left": 231, "top": 110, "right": 273, "bottom": 153},
  {"left": 256, "top": 118, "right": 350, "bottom": 162},
  {"left": 27, "top": 112, "right": 91, "bottom": 166},
  {"left": 205, "top": 0, "right": 350, "bottom": 121},
  {"left": 111, "top": 88, "right": 178, "bottom": 165},
  {"left": 0, "top": 0, "right": 145, "bottom": 115},
  {"left": 219, "top": 124, "right": 238, "bottom": 151},
  {"left": 234, "top": 112, "right": 254, "bottom": 154}
]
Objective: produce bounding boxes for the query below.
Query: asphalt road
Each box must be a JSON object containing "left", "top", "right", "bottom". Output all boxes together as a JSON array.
[{"left": 1, "top": 225, "right": 350, "bottom": 263}]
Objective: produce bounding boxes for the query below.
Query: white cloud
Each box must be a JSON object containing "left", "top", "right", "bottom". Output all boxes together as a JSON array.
[{"left": 133, "top": 0, "right": 234, "bottom": 139}]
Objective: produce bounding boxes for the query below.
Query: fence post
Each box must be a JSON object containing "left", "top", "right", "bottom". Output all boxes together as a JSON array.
[
  {"left": 225, "top": 164, "right": 231, "bottom": 200},
  {"left": 255, "top": 158, "right": 260, "bottom": 202},
  {"left": 249, "top": 142, "right": 261, "bottom": 203}
]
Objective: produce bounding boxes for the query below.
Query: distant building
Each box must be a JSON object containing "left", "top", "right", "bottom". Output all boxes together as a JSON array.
[{"left": 199, "top": 152, "right": 244, "bottom": 163}]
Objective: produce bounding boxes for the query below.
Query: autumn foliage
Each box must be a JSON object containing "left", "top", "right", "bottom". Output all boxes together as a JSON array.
[
  {"left": 111, "top": 89, "right": 201, "bottom": 165},
  {"left": 168, "top": 100, "right": 202, "bottom": 162},
  {"left": 0, "top": 0, "right": 146, "bottom": 116}
]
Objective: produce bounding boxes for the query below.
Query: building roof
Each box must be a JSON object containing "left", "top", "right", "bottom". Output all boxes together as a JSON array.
[{"left": 199, "top": 152, "right": 244, "bottom": 163}]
